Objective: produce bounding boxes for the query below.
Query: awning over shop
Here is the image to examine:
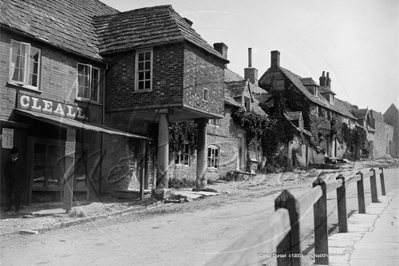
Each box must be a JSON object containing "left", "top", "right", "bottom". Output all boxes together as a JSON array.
[{"left": 16, "top": 109, "right": 150, "bottom": 140}]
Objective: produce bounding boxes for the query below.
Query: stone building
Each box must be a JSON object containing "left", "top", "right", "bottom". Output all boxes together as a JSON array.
[
  {"left": 258, "top": 50, "right": 357, "bottom": 165},
  {"left": 352, "top": 107, "right": 394, "bottom": 159},
  {"left": 384, "top": 104, "right": 399, "bottom": 157}
]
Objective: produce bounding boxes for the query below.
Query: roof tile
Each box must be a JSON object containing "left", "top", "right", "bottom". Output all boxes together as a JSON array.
[{"left": 0, "top": 0, "right": 118, "bottom": 60}]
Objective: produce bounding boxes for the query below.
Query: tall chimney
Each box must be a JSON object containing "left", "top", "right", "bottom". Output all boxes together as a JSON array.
[
  {"left": 319, "top": 71, "right": 326, "bottom": 86},
  {"left": 213, "top": 43, "right": 228, "bottom": 59},
  {"left": 245, "top": 48, "right": 258, "bottom": 85},
  {"left": 248, "top": 48, "right": 252, "bottom": 68},
  {"left": 326, "top": 72, "right": 331, "bottom": 88},
  {"left": 271, "top": 50, "right": 280, "bottom": 69}
]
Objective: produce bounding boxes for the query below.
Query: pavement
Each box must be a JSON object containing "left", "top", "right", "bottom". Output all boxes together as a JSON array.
[{"left": 327, "top": 189, "right": 399, "bottom": 266}]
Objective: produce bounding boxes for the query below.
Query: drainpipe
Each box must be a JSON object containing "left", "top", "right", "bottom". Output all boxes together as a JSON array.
[{"left": 100, "top": 64, "right": 108, "bottom": 193}]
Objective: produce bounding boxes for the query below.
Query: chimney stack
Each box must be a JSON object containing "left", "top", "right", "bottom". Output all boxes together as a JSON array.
[
  {"left": 271, "top": 50, "right": 280, "bottom": 69},
  {"left": 244, "top": 48, "right": 258, "bottom": 85},
  {"left": 326, "top": 72, "right": 331, "bottom": 88},
  {"left": 248, "top": 48, "right": 252, "bottom": 68},
  {"left": 319, "top": 71, "right": 327, "bottom": 86},
  {"left": 213, "top": 43, "right": 228, "bottom": 59}
]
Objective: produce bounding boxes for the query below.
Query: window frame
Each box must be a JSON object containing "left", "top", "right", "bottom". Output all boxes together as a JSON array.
[
  {"left": 244, "top": 96, "right": 251, "bottom": 111},
  {"left": 9, "top": 39, "right": 41, "bottom": 90},
  {"left": 76, "top": 63, "right": 101, "bottom": 103},
  {"left": 203, "top": 88, "right": 209, "bottom": 102},
  {"left": 209, "top": 118, "right": 221, "bottom": 127},
  {"left": 207, "top": 145, "right": 220, "bottom": 169},
  {"left": 134, "top": 49, "right": 153, "bottom": 92}
]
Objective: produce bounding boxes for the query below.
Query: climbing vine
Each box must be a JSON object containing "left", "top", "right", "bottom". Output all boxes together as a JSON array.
[
  {"left": 231, "top": 107, "right": 295, "bottom": 171},
  {"left": 148, "top": 121, "right": 197, "bottom": 154},
  {"left": 168, "top": 121, "right": 197, "bottom": 154}
]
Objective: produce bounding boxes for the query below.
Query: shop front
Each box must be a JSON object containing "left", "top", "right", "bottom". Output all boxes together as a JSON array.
[{"left": 1, "top": 93, "right": 148, "bottom": 207}]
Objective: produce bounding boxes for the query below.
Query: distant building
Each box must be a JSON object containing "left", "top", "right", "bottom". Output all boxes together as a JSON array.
[
  {"left": 384, "top": 104, "right": 399, "bottom": 157},
  {"left": 258, "top": 50, "right": 357, "bottom": 165}
]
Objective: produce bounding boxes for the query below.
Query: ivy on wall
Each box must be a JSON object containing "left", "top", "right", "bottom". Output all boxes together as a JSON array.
[
  {"left": 168, "top": 121, "right": 197, "bottom": 154},
  {"left": 148, "top": 121, "right": 197, "bottom": 155}
]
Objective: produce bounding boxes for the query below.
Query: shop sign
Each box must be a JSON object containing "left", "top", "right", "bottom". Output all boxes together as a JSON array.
[
  {"left": 2, "top": 128, "right": 14, "bottom": 149},
  {"left": 17, "top": 94, "right": 90, "bottom": 121}
]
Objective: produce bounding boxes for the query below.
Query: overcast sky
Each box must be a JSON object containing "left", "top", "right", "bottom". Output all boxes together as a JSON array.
[{"left": 100, "top": 0, "right": 399, "bottom": 114}]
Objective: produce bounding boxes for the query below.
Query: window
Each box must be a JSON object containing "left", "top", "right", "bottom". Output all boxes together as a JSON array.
[
  {"left": 77, "top": 63, "right": 100, "bottom": 102},
  {"left": 208, "top": 145, "right": 219, "bottom": 168},
  {"left": 244, "top": 97, "right": 251, "bottom": 111},
  {"left": 175, "top": 144, "right": 190, "bottom": 165},
  {"left": 135, "top": 49, "right": 153, "bottom": 91},
  {"left": 9, "top": 40, "right": 41, "bottom": 89},
  {"left": 209, "top": 119, "right": 221, "bottom": 126},
  {"left": 203, "top": 88, "right": 209, "bottom": 101}
]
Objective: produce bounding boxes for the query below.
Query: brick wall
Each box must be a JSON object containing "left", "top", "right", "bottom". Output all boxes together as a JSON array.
[
  {"left": 0, "top": 29, "right": 104, "bottom": 124},
  {"left": 183, "top": 43, "right": 225, "bottom": 117},
  {"left": 105, "top": 43, "right": 185, "bottom": 111},
  {"left": 105, "top": 42, "right": 225, "bottom": 118},
  {"left": 1, "top": 29, "right": 105, "bottom": 201}
]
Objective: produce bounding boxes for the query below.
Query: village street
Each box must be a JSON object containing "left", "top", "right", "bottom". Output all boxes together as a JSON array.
[{"left": 1, "top": 163, "right": 398, "bottom": 266}]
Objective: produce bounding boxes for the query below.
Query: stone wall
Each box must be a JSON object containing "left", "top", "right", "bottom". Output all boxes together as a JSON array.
[{"left": 168, "top": 105, "right": 245, "bottom": 181}]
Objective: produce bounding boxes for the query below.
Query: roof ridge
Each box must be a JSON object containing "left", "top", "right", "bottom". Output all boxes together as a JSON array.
[{"left": 93, "top": 4, "right": 172, "bottom": 19}]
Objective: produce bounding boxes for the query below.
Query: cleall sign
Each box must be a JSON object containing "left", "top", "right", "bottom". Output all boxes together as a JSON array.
[{"left": 17, "top": 94, "right": 90, "bottom": 121}]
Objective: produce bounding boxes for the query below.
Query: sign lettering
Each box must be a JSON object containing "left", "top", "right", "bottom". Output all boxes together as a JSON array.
[{"left": 17, "top": 94, "right": 90, "bottom": 121}]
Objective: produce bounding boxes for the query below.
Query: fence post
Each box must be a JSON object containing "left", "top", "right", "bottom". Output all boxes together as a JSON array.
[
  {"left": 275, "top": 190, "right": 301, "bottom": 266},
  {"left": 336, "top": 175, "right": 348, "bottom": 233},
  {"left": 312, "top": 177, "right": 329, "bottom": 265},
  {"left": 379, "top": 167, "right": 386, "bottom": 196},
  {"left": 369, "top": 168, "right": 379, "bottom": 203},
  {"left": 356, "top": 171, "right": 366, "bottom": 214}
]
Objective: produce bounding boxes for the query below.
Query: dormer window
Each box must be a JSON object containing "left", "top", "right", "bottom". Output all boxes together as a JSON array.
[{"left": 135, "top": 49, "right": 153, "bottom": 91}]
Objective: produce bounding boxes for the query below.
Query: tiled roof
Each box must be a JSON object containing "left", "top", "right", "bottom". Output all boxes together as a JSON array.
[
  {"left": 224, "top": 79, "right": 267, "bottom": 116},
  {"left": 0, "top": 0, "right": 119, "bottom": 61},
  {"left": 279, "top": 67, "right": 356, "bottom": 119},
  {"left": 300, "top": 77, "right": 319, "bottom": 86},
  {"left": 226, "top": 80, "right": 249, "bottom": 98},
  {"left": 224, "top": 89, "right": 241, "bottom": 107},
  {"left": 320, "top": 86, "right": 336, "bottom": 95},
  {"left": 93, "top": 5, "right": 228, "bottom": 62},
  {"left": 224, "top": 69, "right": 244, "bottom": 82},
  {"left": 352, "top": 109, "right": 368, "bottom": 119}
]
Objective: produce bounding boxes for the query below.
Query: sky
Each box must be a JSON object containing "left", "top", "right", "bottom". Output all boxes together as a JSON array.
[{"left": 100, "top": 0, "right": 399, "bottom": 114}]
